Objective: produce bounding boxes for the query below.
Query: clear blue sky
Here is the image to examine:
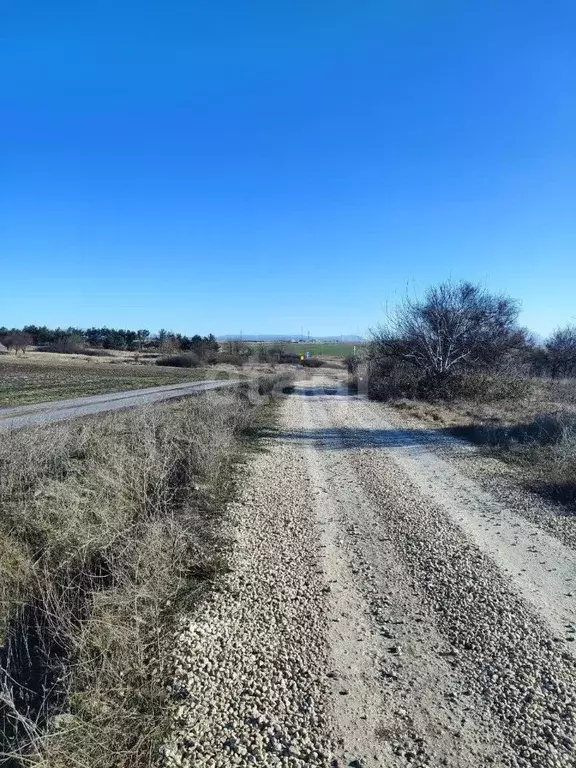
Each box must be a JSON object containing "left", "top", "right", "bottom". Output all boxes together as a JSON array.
[{"left": 1, "top": 1, "right": 575, "bottom": 338}]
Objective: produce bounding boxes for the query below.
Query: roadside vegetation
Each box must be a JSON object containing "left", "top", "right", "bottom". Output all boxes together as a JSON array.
[
  {"left": 0, "top": 375, "right": 290, "bottom": 767},
  {"left": 365, "top": 281, "right": 576, "bottom": 508}
]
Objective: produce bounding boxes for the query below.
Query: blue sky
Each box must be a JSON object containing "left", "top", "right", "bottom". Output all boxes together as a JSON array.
[{"left": 1, "top": 1, "right": 575, "bottom": 338}]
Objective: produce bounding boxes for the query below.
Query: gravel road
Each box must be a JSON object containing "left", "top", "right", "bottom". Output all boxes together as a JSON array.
[
  {"left": 0, "top": 380, "right": 242, "bottom": 431},
  {"left": 164, "top": 374, "right": 576, "bottom": 768}
]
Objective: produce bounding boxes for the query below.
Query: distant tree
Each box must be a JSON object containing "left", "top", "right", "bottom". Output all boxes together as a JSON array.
[
  {"left": 101, "top": 330, "right": 126, "bottom": 350},
  {"left": 157, "top": 330, "right": 180, "bottom": 354},
  {"left": 190, "top": 334, "right": 204, "bottom": 352},
  {"left": 85, "top": 327, "right": 103, "bottom": 347},
  {"left": 225, "top": 338, "right": 250, "bottom": 357},
  {"left": 4, "top": 331, "right": 33, "bottom": 355},
  {"left": 206, "top": 333, "right": 219, "bottom": 353},
  {"left": 0, "top": 324, "right": 219, "bottom": 357},
  {"left": 123, "top": 330, "right": 138, "bottom": 349},
  {"left": 546, "top": 325, "right": 576, "bottom": 378},
  {"left": 264, "top": 344, "right": 286, "bottom": 363},
  {"left": 22, "top": 325, "right": 57, "bottom": 345},
  {"left": 176, "top": 333, "right": 220, "bottom": 359},
  {"left": 177, "top": 334, "right": 191, "bottom": 351},
  {"left": 48, "top": 333, "right": 86, "bottom": 353},
  {"left": 136, "top": 329, "right": 150, "bottom": 349}
]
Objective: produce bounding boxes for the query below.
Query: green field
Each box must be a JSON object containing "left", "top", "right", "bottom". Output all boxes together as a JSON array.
[{"left": 263, "top": 342, "right": 365, "bottom": 357}]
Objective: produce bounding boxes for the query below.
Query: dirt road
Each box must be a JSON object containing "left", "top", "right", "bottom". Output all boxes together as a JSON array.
[
  {"left": 164, "top": 375, "right": 576, "bottom": 768},
  {"left": 0, "top": 379, "right": 242, "bottom": 431}
]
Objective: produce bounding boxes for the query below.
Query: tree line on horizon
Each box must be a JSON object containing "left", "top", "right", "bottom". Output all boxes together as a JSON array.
[{"left": 0, "top": 325, "right": 220, "bottom": 356}]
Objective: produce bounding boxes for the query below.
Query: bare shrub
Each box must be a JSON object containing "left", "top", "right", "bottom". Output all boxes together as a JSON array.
[
  {"left": 370, "top": 281, "right": 527, "bottom": 401},
  {"left": 252, "top": 373, "right": 295, "bottom": 398},
  {"left": 367, "top": 356, "right": 421, "bottom": 401},
  {"left": 3, "top": 332, "right": 33, "bottom": 356},
  {"left": 221, "top": 338, "right": 251, "bottom": 357},
  {"left": 546, "top": 325, "right": 576, "bottom": 379},
  {"left": 155, "top": 353, "right": 202, "bottom": 368},
  {"left": 217, "top": 353, "right": 246, "bottom": 367},
  {"left": 444, "top": 373, "right": 534, "bottom": 403},
  {"left": 45, "top": 334, "right": 86, "bottom": 354},
  {"left": 343, "top": 355, "right": 360, "bottom": 374},
  {"left": 81, "top": 348, "right": 113, "bottom": 357}
]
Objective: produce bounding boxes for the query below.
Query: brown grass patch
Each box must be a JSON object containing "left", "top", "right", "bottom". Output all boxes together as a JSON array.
[
  {"left": 0, "top": 378, "right": 290, "bottom": 766},
  {"left": 389, "top": 376, "right": 576, "bottom": 508}
]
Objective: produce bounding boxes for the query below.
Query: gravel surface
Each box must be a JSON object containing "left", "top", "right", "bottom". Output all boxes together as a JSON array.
[
  {"left": 162, "top": 434, "right": 335, "bottom": 767},
  {"left": 378, "top": 405, "right": 576, "bottom": 551},
  {"left": 163, "top": 374, "right": 576, "bottom": 767}
]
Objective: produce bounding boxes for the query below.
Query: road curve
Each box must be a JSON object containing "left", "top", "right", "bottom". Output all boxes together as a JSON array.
[{"left": 0, "top": 379, "right": 243, "bottom": 431}]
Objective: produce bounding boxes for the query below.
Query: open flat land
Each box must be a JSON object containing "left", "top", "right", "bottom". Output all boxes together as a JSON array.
[
  {"left": 249, "top": 341, "right": 365, "bottom": 357},
  {"left": 0, "top": 352, "right": 230, "bottom": 407}
]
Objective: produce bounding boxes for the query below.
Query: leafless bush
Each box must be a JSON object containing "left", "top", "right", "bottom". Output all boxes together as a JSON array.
[
  {"left": 543, "top": 378, "right": 576, "bottom": 406},
  {"left": 82, "top": 348, "right": 114, "bottom": 357},
  {"left": 155, "top": 352, "right": 202, "bottom": 368},
  {"left": 45, "top": 334, "right": 87, "bottom": 354},
  {"left": 546, "top": 325, "right": 576, "bottom": 379},
  {"left": 252, "top": 373, "right": 294, "bottom": 398},
  {"left": 370, "top": 281, "right": 527, "bottom": 401},
  {"left": 2, "top": 333, "right": 33, "bottom": 356},
  {"left": 343, "top": 355, "right": 360, "bottom": 374},
  {"left": 217, "top": 353, "right": 248, "bottom": 367}
]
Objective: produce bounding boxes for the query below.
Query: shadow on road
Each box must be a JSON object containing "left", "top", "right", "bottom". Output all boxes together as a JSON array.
[
  {"left": 277, "top": 426, "right": 458, "bottom": 450},
  {"left": 290, "top": 386, "right": 357, "bottom": 398},
  {"left": 280, "top": 424, "right": 576, "bottom": 512}
]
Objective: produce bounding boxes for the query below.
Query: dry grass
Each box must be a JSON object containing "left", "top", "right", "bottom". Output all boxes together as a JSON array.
[
  {"left": 0, "top": 378, "right": 289, "bottom": 767},
  {"left": 389, "top": 375, "right": 576, "bottom": 507},
  {"left": 389, "top": 377, "right": 576, "bottom": 426}
]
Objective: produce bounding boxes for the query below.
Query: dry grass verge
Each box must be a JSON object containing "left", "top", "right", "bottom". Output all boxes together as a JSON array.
[
  {"left": 452, "top": 413, "right": 576, "bottom": 506},
  {"left": 387, "top": 376, "right": 576, "bottom": 508},
  {"left": 0, "top": 376, "right": 290, "bottom": 767}
]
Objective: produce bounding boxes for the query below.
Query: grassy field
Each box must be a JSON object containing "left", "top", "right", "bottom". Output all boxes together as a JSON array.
[
  {"left": 249, "top": 342, "right": 365, "bottom": 357},
  {"left": 0, "top": 355, "right": 229, "bottom": 407}
]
